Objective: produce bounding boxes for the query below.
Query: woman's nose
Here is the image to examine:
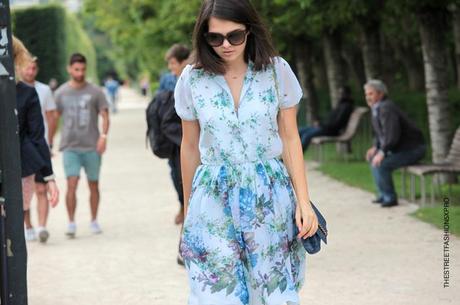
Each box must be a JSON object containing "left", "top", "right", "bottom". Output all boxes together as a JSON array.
[{"left": 222, "top": 38, "right": 231, "bottom": 48}]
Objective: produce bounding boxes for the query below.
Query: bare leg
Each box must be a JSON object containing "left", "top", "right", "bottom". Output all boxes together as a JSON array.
[
  {"left": 24, "top": 210, "right": 33, "bottom": 229},
  {"left": 66, "top": 177, "right": 80, "bottom": 222},
  {"left": 35, "top": 182, "right": 49, "bottom": 227},
  {"left": 22, "top": 175, "right": 35, "bottom": 229},
  {"left": 88, "top": 180, "right": 100, "bottom": 221}
]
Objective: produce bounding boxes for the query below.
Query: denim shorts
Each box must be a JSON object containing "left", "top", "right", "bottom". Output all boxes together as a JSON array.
[{"left": 63, "top": 150, "right": 102, "bottom": 181}]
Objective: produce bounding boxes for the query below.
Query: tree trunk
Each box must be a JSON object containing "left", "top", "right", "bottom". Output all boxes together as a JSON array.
[
  {"left": 323, "top": 29, "right": 346, "bottom": 108},
  {"left": 393, "top": 43, "right": 425, "bottom": 91},
  {"left": 360, "top": 18, "right": 382, "bottom": 80},
  {"left": 342, "top": 46, "right": 367, "bottom": 87},
  {"left": 452, "top": 5, "right": 460, "bottom": 89},
  {"left": 294, "top": 40, "right": 319, "bottom": 124},
  {"left": 418, "top": 8, "right": 452, "bottom": 165}
]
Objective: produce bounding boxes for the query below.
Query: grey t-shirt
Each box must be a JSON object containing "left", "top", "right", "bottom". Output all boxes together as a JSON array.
[{"left": 55, "top": 82, "right": 108, "bottom": 152}]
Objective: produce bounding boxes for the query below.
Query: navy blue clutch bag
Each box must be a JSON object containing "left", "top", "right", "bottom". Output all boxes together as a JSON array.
[{"left": 294, "top": 201, "right": 328, "bottom": 254}]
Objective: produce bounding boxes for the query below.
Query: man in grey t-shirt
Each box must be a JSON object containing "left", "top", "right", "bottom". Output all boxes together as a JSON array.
[{"left": 55, "top": 53, "right": 110, "bottom": 237}]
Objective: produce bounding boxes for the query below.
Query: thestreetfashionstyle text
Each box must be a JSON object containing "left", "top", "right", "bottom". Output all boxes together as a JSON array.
[{"left": 443, "top": 197, "right": 450, "bottom": 288}]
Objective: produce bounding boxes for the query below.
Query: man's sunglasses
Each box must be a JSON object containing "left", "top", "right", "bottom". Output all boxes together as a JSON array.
[{"left": 204, "top": 29, "right": 249, "bottom": 47}]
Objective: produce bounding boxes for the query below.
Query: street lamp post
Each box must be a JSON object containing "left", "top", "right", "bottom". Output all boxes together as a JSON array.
[{"left": 0, "top": 1, "right": 28, "bottom": 305}]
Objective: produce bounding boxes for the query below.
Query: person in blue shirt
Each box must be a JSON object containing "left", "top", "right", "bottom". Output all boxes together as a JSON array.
[
  {"left": 104, "top": 75, "right": 120, "bottom": 113},
  {"left": 158, "top": 44, "right": 191, "bottom": 226}
]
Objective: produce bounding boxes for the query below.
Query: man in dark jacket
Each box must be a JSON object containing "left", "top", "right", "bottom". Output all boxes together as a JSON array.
[
  {"left": 156, "top": 44, "right": 190, "bottom": 226},
  {"left": 364, "top": 80, "right": 426, "bottom": 207},
  {"left": 298, "top": 86, "right": 354, "bottom": 152}
]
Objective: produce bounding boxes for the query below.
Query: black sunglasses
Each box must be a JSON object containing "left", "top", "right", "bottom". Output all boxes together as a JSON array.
[{"left": 204, "top": 29, "right": 249, "bottom": 47}]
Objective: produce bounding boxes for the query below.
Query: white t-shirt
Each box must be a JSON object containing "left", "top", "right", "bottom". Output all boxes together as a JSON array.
[{"left": 33, "top": 81, "right": 56, "bottom": 144}]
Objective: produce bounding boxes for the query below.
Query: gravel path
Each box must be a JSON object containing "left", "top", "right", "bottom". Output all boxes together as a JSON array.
[{"left": 26, "top": 87, "right": 458, "bottom": 305}]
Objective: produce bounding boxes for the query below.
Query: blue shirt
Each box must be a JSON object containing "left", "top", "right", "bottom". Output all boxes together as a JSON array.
[{"left": 158, "top": 73, "right": 177, "bottom": 92}]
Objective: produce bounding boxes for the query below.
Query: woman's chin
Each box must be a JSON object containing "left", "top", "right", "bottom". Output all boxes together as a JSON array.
[{"left": 221, "top": 52, "right": 243, "bottom": 64}]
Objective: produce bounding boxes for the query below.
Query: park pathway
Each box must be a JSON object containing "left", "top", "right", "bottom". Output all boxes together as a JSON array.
[{"left": 26, "top": 87, "right": 458, "bottom": 305}]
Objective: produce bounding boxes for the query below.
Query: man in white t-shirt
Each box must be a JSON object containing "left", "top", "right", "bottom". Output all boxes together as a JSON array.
[{"left": 20, "top": 57, "right": 58, "bottom": 243}]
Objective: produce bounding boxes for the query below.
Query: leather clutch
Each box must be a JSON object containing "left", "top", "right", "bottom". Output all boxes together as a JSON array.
[{"left": 294, "top": 201, "right": 328, "bottom": 254}]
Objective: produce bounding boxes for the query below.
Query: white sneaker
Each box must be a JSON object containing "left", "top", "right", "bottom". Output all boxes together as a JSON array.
[
  {"left": 25, "top": 227, "right": 37, "bottom": 241},
  {"left": 66, "top": 222, "right": 77, "bottom": 238},
  {"left": 37, "top": 227, "right": 50, "bottom": 243},
  {"left": 90, "top": 221, "right": 102, "bottom": 234}
]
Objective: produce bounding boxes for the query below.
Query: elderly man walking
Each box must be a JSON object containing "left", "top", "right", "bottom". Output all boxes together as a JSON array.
[{"left": 364, "top": 80, "right": 426, "bottom": 207}]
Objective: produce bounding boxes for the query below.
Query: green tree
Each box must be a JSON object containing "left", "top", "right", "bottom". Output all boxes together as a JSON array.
[{"left": 83, "top": 0, "right": 200, "bottom": 83}]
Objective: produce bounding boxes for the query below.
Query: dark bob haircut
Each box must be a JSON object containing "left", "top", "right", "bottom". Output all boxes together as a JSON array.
[{"left": 192, "top": 0, "right": 277, "bottom": 74}]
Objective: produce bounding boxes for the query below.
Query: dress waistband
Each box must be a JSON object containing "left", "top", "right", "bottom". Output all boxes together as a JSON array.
[{"left": 200, "top": 157, "right": 283, "bottom": 167}]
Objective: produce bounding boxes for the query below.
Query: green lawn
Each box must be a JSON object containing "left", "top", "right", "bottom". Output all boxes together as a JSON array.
[{"left": 306, "top": 144, "right": 460, "bottom": 236}]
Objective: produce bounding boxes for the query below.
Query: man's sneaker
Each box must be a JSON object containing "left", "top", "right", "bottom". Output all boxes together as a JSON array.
[
  {"left": 25, "top": 227, "right": 37, "bottom": 241},
  {"left": 90, "top": 221, "right": 102, "bottom": 234},
  {"left": 37, "top": 227, "right": 50, "bottom": 243},
  {"left": 66, "top": 222, "right": 77, "bottom": 238}
]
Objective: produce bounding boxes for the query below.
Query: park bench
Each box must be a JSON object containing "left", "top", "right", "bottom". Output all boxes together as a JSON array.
[
  {"left": 311, "top": 107, "right": 369, "bottom": 162},
  {"left": 401, "top": 126, "right": 460, "bottom": 206}
]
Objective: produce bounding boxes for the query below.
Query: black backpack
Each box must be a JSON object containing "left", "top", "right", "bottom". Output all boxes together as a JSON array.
[{"left": 146, "top": 91, "right": 182, "bottom": 159}]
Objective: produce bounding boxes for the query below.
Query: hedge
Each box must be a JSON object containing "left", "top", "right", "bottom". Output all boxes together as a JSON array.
[{"left": 12, "top": 5, "right": 98, "bottom": 85}]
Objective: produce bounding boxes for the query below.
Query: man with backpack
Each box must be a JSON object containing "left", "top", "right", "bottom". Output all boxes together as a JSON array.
[
  {"left": 146, "top": 44, "right": 190, "bottom": 225},
  {"left": 146, "top": 44, "right": 190, "bottom": 265}
]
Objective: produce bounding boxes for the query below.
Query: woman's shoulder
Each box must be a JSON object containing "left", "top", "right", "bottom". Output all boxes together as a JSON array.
[
  {"left": 16, "top": 81, "right": 34, "bottom": 93},
  {"left": 271, "top": 56, "right": 292, "bottom": 71},
  {"left": 16, "top": 81, "right": 38, "bottom": 103},
  {"left": 178, "top": 64, "right": 213, "bottom": 87},
  {"left": 178, "top": 64, "right": 198, "bottom": 82}
]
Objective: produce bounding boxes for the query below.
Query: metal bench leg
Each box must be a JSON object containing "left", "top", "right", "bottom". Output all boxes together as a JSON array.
[
  {"left": 410, "top": 174, "right": 415, "bottom": 202},
  {"left": 421, "top": 175, "right": 426, "bottom": 207},
  {"left": 401, "top": 168, "right": 406, "bottom": 200},
  {"left": 430, "top": 176, "right": 435, "bottom": 206},
  {"left": 319, "top": 144, "right": 323, "bottom": 163}
]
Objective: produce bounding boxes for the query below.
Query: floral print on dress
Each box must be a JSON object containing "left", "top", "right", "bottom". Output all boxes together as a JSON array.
[{"left": 175, "top": 57, "right": 305, "bottom": 305}]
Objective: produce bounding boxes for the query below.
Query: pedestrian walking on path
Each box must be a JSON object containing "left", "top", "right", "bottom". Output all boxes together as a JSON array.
[
  {"left": 19, "top": 56, "right": 59, "bottom": 243},
  {"left": 175, "top": 1, "right": 319, "bottom": 304},
  {"left": 153, "top": 44, "right": 191, "bottom": 226},
  {"left": 55, "top": 53, "right": 110, "bottom": 237},
  {"left": 12, "top": 36, "right": 59, "bottom": 240}
]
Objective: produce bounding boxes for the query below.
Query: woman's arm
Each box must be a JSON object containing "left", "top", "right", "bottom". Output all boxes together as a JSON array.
[
  {"left": 26, "top": 89, "right": 53, "bottom": 177},
  {"left": 180, "top": 120, "right": 201, "bottom": 217},
  {"left": 278, "top": 107, "right": 318, "bottom": 239},
  {"left": 25, "top": 89, "right": 59, "bottom": 206}
]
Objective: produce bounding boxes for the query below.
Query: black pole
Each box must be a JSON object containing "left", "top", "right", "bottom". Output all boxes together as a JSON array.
[{"left": 0, "top": 1, "right": 28, "bottom": 304}]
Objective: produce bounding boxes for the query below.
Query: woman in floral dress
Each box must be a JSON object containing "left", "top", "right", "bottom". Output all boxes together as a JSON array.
[{"left": 175, "top": 0, "right": 319, "bottom": 304}]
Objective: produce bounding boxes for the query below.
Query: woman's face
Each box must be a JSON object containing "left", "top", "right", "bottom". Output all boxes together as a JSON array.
[{"left": 207, "top": 17, "right": 248, "bottom": 65}]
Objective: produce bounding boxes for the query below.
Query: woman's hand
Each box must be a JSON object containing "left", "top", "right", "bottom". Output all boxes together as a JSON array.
[
  {"left": 46, "top": 180, "right": 59, "bottom": 208},
  {"left": 295, "top": 201, "right": 318, "bottom": 239}
]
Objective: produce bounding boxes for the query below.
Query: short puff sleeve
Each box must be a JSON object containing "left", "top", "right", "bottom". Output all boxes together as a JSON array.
[
  {"left": 273, "top": 57, "right": 303, "bottom": 109},
  {"left": 174, "top": 65, "right": 197, "bottom": 121}
]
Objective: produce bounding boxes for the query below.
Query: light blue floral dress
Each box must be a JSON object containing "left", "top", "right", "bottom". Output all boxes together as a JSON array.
[{"left": 174, "top": 57, "right": 306, "bottom": 305}]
